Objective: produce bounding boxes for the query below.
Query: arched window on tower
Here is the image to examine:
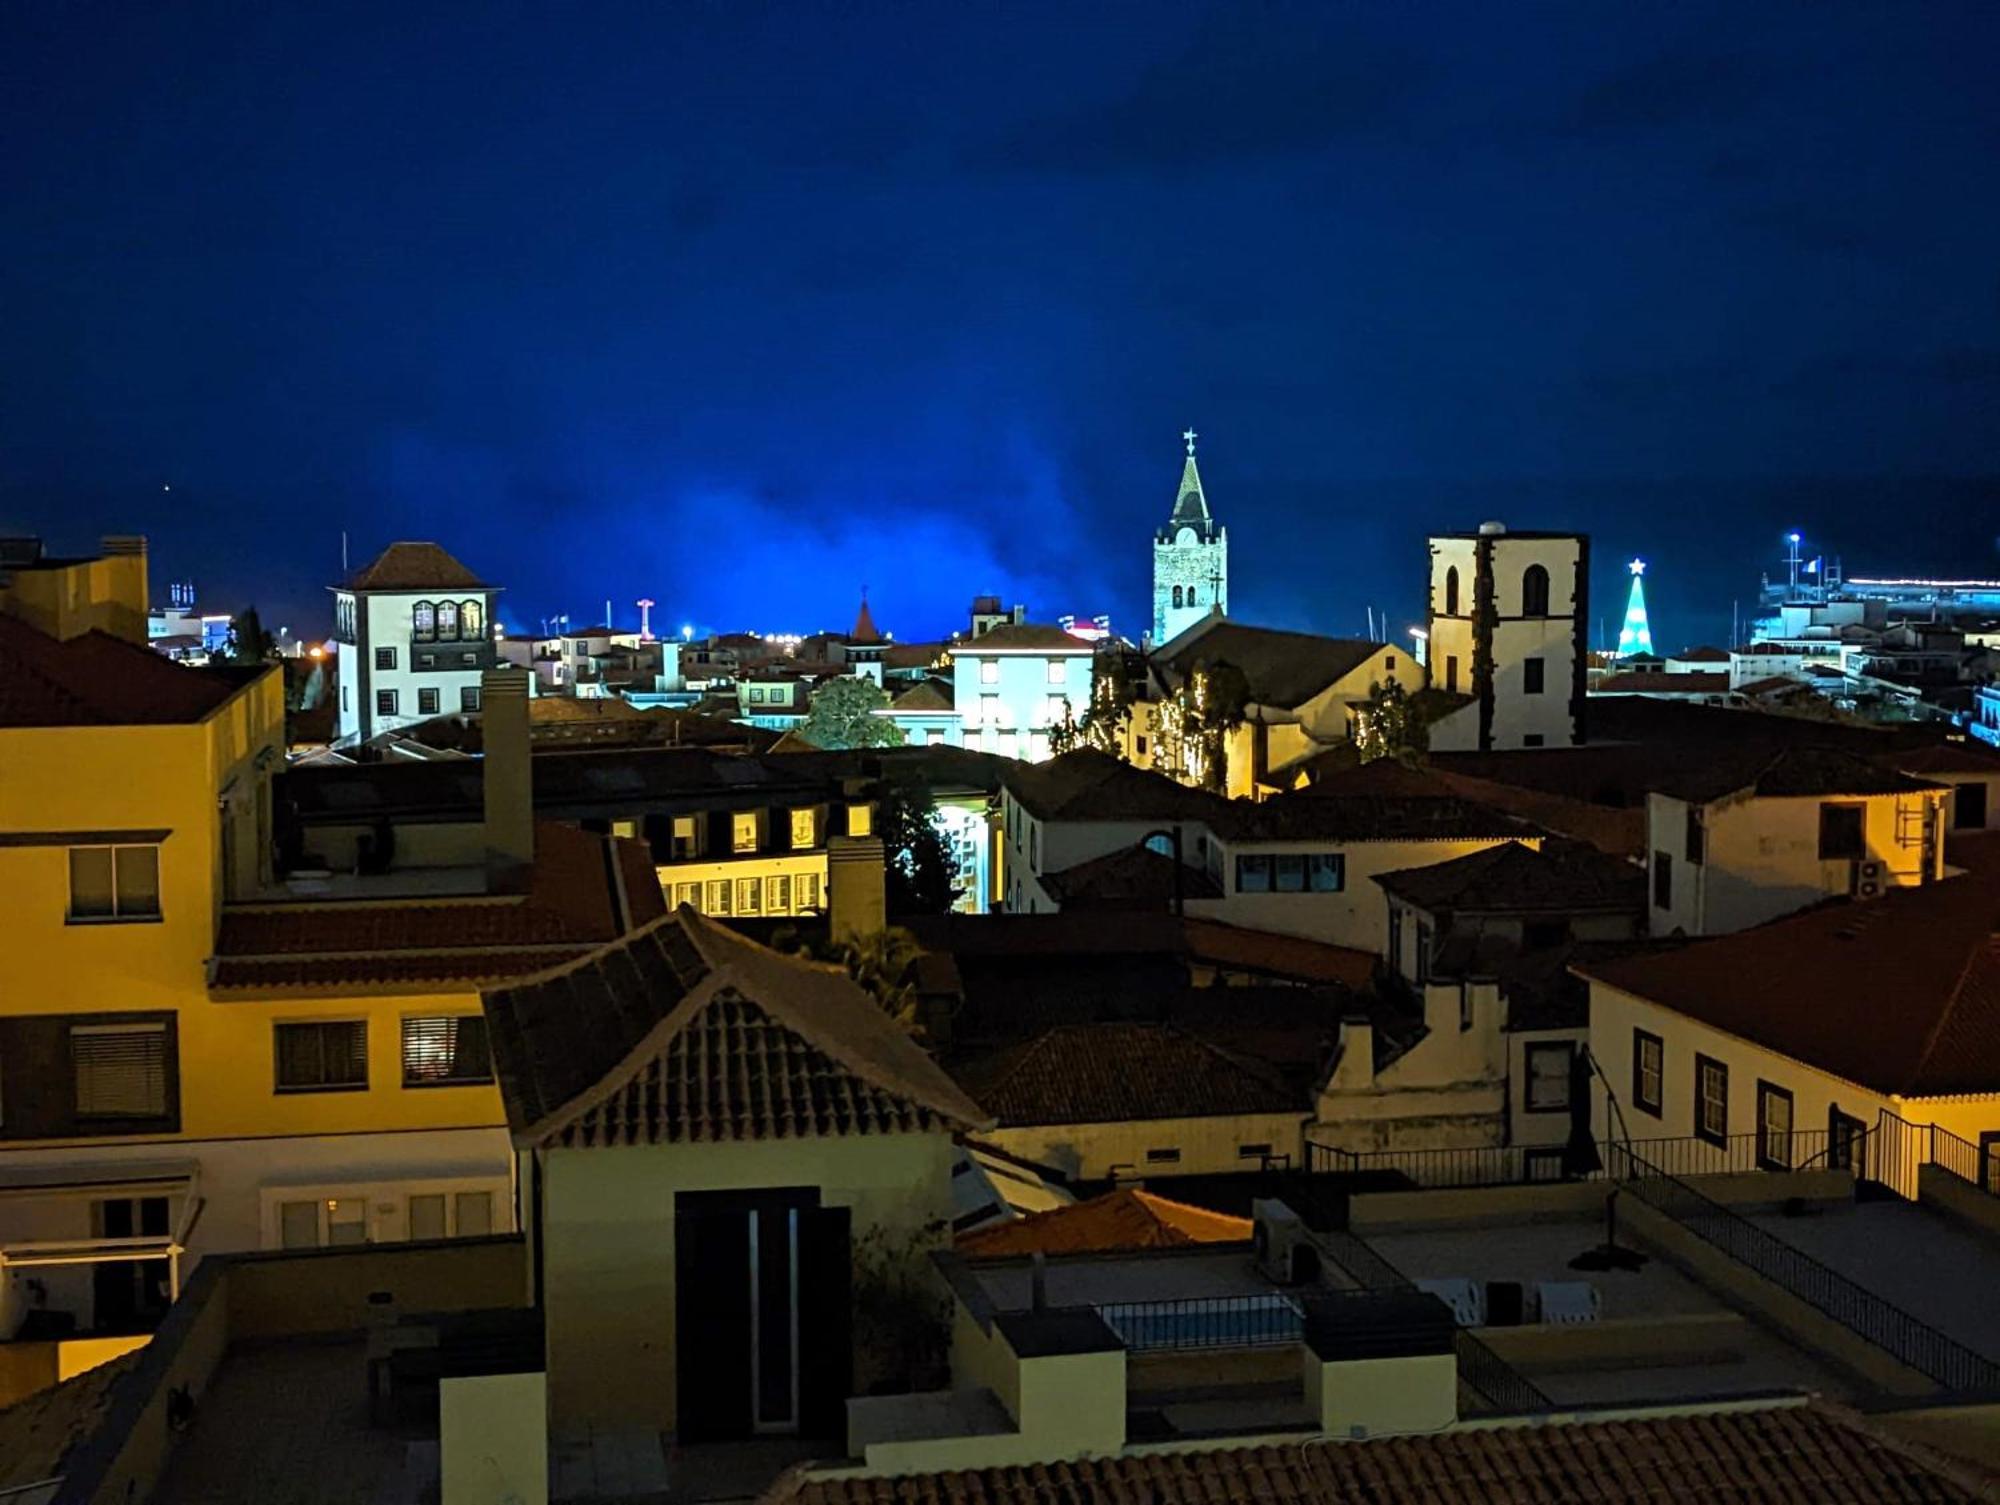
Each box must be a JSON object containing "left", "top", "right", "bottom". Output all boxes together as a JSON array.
[
  {"left": 1189, "top": 587, "right": 1200, "bottom": 607},
  {"left": 1172, "top": 586, "right": 1184, "bottom": 609},
  {"left": 437, "top": 600, "right": 459, "bottom": 640},
  {"left": 1521, "top": 564, "right": 1550, "bottom": 617},
  {"left": 460, "top": 599, "right": 484, "bottom": 638},
  {"left": 413, "top": 601, "right": 436, "bottom": 640},
  {"left": 1444, "top": 567, "right": 1460, "bottom": 616}
]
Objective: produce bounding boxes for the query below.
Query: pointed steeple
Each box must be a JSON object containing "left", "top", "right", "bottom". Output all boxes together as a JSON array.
[
  {"left": 1616, "top": 558, "right": 1655, "bottom": 658},
  {"left": 850, "top": 589, "right": 883, "bottom": 646},
  {"left": 1169, "top": 426, "right": 1211, "bottom": 529}
]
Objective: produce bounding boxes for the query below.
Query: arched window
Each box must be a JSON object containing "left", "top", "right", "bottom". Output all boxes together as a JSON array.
[
  {"left": 1521, "top": 564, "right": 1550, "bottom": 617},
  {"left": 1189, "top": 587, "right": 1200, "bottom": 607},
  {"left": 437, "top": 600, "right": 459, "bottom": 640},
  {"left": 1444, "top": 566, "right": 1460, "bottom": 616},
  {"left": 459, "top": 599, "right": 483, "bottom": 638},
  {"left": 1172, "top": 586, "right": 1184, "bottom": 609},
  {"left": 413, "top": 601, "right": 435, "bottom": 641}
]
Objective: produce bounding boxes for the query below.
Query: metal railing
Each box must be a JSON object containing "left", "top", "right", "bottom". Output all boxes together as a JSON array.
[
  {"left": 1096, "top": 1294, "right": 1303, "bottom": 1352},
  {"left": 1309, "top": 1131, "right": 1846, "bottom": 1190},
  {"left": 1615, "top": 1148, "right": 2000, "bottom": 1394},
  {"left": 1921, "top": 1123, "right": 1995, "bottom": 1196}
]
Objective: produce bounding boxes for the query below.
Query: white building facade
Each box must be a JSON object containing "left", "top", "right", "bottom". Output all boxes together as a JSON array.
[
  {"left": 1427, "top": 524, "right": 1588, "bottom": 752},
  {"left": 949, "top": 624, "right": 1095, "bottom": 764},
  {"left": 332, "top": 542, "right": 500, "bottom": 743}
]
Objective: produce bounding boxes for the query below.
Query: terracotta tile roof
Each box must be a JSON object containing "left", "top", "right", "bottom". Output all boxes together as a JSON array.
[
  {"left": 1674, "top": 645, "right": 1731, "bottom": 662},
  {"left": 1038, "top": 844, "right": 1223, "bottom": 909},
  {"left": 884, "top": 641, "right": 945, "bottom": 671},
  {"left": 1895, "top": 742, "right": 2000, "bottom": 775},
  {"left": 889, "top": 678, "right": 953, "bottom": 713},
  {"left": 953, "top": 1022, "right": 1303, "bottom": 1127},
  {"left": 1578, "top": 837, "right": 2000, "bottom": 1097},
  {"left": 766, "top": 1402, "right": 1989, "bottom": 1504},
  {"left": 340, "top": 541, "right": 490, "bottom": 592},
  {"left": 1374, "top": 839, "right": 1645, "bottom": 915},
  {"left": 958, "top": 622, "right": 1091, "bottom": 652},
  {"left": 1153, "top": 623, "right": 1390, "bottom": 709},
  {"left": 1232, "top": 788, "right": 1535, "bottom": 843},
  {"left": 1180, "top": 920, "right": 1376, "bottom": 990},
  {"left": 1004, "top": 750, "right": 1224, "bottom": 824},
  {"left": 1658, "top": 745, "right": 1943, "bottom": 805},
  {"left": 0, "top": 617, "right": 269, "bottom": 728},
  {"left": 956, "top": 1188, "right": 1250, "bottom": 1258},
  {"left": 482, "top": 908, "right": 990, "bottom": 1147},
  {"left": 211, "top": 823, "right": 662, "bottom": 992}
]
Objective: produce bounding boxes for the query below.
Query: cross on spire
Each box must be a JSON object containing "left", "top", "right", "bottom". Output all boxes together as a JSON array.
[{"left": 1182, "top": 427, "right": 1197, "bottom": 457}]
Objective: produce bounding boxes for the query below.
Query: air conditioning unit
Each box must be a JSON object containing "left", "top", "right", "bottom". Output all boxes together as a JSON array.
[{"left": 1251, "top": 1198, "right": 1321, "bottom": 1286}]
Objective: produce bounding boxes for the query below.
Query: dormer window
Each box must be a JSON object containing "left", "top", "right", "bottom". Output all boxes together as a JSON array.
[
  {"left": 437, "top": 600, "right": 460, "bottom": 640},
  {"left": 460, "top": 598, "right": 483, "bottom": 638},
  {"left": 413, "top": 601, "right": 436, "bottom": 641}
]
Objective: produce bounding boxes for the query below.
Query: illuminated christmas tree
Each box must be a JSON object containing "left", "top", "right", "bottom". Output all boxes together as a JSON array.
[{"left": 1615, "top": 558, "right": 1655, "bottom": 658}]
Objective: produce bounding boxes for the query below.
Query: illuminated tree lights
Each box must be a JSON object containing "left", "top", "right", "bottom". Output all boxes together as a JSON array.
[{"left": 1616, "top": 557, "right": 1655, "bottom": 658}]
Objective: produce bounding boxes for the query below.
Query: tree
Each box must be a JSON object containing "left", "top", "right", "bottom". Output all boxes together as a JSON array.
[
  {"left": 224, "top": 606, "right": 275, "bottom": 665},
  {"left": 796, "top": 675, "right": 905, "bottom": 750},
  {"left": 1045, "top": 696, "right": 1084, "bottom": 756},
  {"left": 1154, "top": 660, "right": 1248, "bottom": 793},
  {"left": 1353, "top": 678, "right": 1429, "bottom": 767},
  {"left": 815, "top": 926, "right": 926, "bottom": 1034},
  {"left": 879, "top": 779, "right": 963, "bottom": 916}
]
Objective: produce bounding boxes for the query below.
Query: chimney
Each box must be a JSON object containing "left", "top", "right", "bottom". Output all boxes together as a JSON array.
[
  {"left": 97, "top": 535, "right": 150, "bottom": 645},
  {"left": 1328, "top": 1014, "right": 1376, "bottom": 1092},
  {"left": 1302, "top": 1290, "right": 1458, "bottom": 1439},
  {"left": 481, "top": 668, "right": 535, "bottom": 889},
  {"left": 827, "top": 802, "right": 887, "bottom": 945}
]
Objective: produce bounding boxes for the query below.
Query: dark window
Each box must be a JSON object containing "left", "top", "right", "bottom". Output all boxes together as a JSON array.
[
  {"left": 275, "top": 1021, "right": 368, "bottom": 1093},
  {"left": 376, "top": 688, "right": 398, "bottom": 717},
  {"left": 418, "top": 652, "right": 436, "bottom": 669},
  {"left": 1652, "top": 850, "right": 1672, "bottom": 909},
  {"left": 375, "top": 646, "right": 397, "bottom": 671},
  {"left": 1274, "top": 854, "right": 1306, "bottom": 892},
  {"left": 1685, "top": 807, "right": 1705, "bottom": 865},
  {"left": 1632, "top": 1029, "right": 1663, "bottom": 1116},
  {"left": 1525, "top": 919, "right": 1567, "bottom": 950},
  {"left": 1384, "top": 654, "right": 1396, "bottom": 674},
  {"left": 1307, "top": 853, "right": 1344, "bottom": 892},
  {"left": 401, "top": 1016, "right": 493, "bottom": 1088},
  {"left": 1956, "top": 781, "right": 1988, "bottom": 830},
  {"left": 418, "top": 687, "right": 439, "bottom": 715},
  {"left": 1237, "top": 1143, "right": 1273, "bottom": 1160},
  {"left": 1694, "top": 1054, "right": 1728, "bottom": 1144},
  {"left": 1236, "top": 855, "right": 1273, "bottom": 893},
  {"left": 1524, "top": 1042, "right": 1574, "bottom": 1113},
  {"left": 460, "top": 652, "right": 476, "bottom": 666},
  {"left": 1818, "top": 803, "right": 1865, "bottom": 860},
  {"left": 1523, "top": 657, "right": 1545, "bottom": 694},
  {"left": 1756, "top": 1081, "right": 1794, "bottom": 1169},
  {"left": 1388, "top": 906, "right": 1404, "bottom": 974},
  {"left": 1523, "top": 734, "right": 1545, "bottom": 747},
  {"left": 1445, "top": 655, "right": 1460, "bottom": 693},
  {"left": 1521, "top": 564, "right": 1551, "bottom": 617},
  {"left": 72, "top": 1024, "right": 169, "bottom": 1118},
  {"left": 1145, "top": 1147, "right": 1180, "bottom": 1164},
  {"left": 1414, "top": 922, "right": 1433, "bottom": 985},
  {"left": 460, "top": 686, "right": 481, "bottom": 713},
  {"left": 1444, "top": 566, "right": 1460, "bottom": 616},
  {"left": 1172, "top": 586, "right": 1183, "bottom": 609},
  {"left": 68, "top": 845, "right": 160, "bottom": 922}
]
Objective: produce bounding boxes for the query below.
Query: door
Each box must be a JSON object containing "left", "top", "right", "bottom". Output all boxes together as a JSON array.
[
  {"left": 1828, "top": 1107, "right": 1866, "bottom": 1172},
  {"left": 675, "top": 1189, "right": 839, "bottom": 1443},
  {"left": 1981, "top": 1132, "right": 2000, "bottom": 1195},
  {"left": 92, "top": 1197, "right": 171, "bottom": 1333}
]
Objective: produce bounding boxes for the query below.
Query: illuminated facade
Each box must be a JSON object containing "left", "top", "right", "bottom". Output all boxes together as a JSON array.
[
  {"left": 332, "top": 542, "right": 500, "bottom": 743},
  {"left": 1151, "top": 428, "right": 1227, "bottom": 646}
]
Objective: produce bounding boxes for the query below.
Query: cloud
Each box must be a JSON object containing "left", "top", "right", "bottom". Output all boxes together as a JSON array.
[
  {"left": 1556, "top": 50, "right": 1769, "bottom": 135},
  {"left": 967, "top": 12, "right": 1425, "bottom": 173}
]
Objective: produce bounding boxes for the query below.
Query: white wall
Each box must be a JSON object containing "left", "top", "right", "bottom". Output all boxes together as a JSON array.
[
  {"left": 337, "top": 588, "right": 495, "bottom": 740},
  {"left": 953, "top": 649, "right": 1094, "bottom": 763},
  {"left": 980, "top": 1111, "right": 1308, "bottom": 1180},
  {"left": 1427, "top": 532, "right": 1583, "bottom": 752}
]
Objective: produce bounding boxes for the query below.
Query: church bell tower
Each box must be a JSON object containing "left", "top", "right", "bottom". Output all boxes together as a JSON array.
[{"left": 1151, "top": 428, "right": 1227, "bottom": 646}]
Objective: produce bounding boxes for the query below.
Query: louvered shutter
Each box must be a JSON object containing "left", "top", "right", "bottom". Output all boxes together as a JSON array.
[{"left": 72, "top": 1024, "right": 168, "bottom": 1117}]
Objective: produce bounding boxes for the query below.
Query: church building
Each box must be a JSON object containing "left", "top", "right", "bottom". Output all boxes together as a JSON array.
[{"left": 1152, "top": 428, "right": 1227, "bottom": 646}]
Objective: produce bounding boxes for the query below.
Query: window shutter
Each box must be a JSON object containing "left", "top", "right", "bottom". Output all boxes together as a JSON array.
[
  {"left": 73, "top": 1024, "right": 167, "bottom": 1117},
  {"left": 402, "top": 1016, "right": 491, "bottom": 1086}
]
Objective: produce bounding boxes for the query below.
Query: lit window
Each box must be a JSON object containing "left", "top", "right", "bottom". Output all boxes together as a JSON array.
[
  {"left": 675, "top": 882, "right": 700, "bottom": 910},
  {"left": 68, "top": 845, "right": 160, "bottom": 922},
  {"left": 1274, "top": 855, "right": 1307, "bottom": 892},
  {"left": 274, "top": 1021, "right": 368, "bottom": 1093},
  {"left": 790, "top": 809, "right": 816, "bottom": 849},
  {"left": 436, "top": 600, "right": 459, "bottom": 639},
  {"left": 1308, "top": 854, "right": 1344, "bottom": 892},
  {"left": 1047, "top": 660, "right": 1066, "bottom": 684},
  {"left": 413, "top": 601, "right": 435, "bottom": 640},
  {"left": 797, "top": 873, "right": 821, "bottom": 911},
  {"left": 770, "top": 874, "right": 792, "bottom": 913},
  {"left": 979, "top": 659, "right": 999, "bottom": 684},
  {"left": 705, "top": 880, "right": 732, "bottom": 915},
  {"left": 672, "top": 815, "right": 700, "bottom": 860},
  {"left": 401, "top": 1016, "right": 493, "bottom": 1088},
  {"left": 1236, "top": 855, "right": 1272, "bottom": 893},
  {"left": 848, "top": 802, "right": 873, "bottom": 837},
  {"left": 1758, "top": 1081, "right": 1794, "bottom": 1169},
  {"left": 71, "top": 1023, "right": 168, "bottom": 1118},
  {"left": 737, "top": 877, "right": 762, "bottom": 915},
  {"left": 732, "top": 812, "right": 758, "bottom": 853},
  {"left": 460, "top": 599, "right": 483, "bottom": 637}
]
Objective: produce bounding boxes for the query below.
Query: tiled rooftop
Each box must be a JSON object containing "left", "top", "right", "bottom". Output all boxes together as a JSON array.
[
  {"left": 1373, "top": 839, "right": 1645, "bottom": 915},
  {"left": 0, "top": 615, "right": 270, "bottom": 728},
  {"left": 957, "top": 1189, "right": 1250, "bottom": 1258},
  {"left": 1152, "top": 622, "right": 1390, "bottom": 709},
  {"left": 339, "top": 540, "right": 490, "bottom": 592},
  {"left": 952, "top": 1022, "right": 1303, "bottom": 1127},
  {"left": 767, "top": 1403, "right": 1991, "bottom": 1504}
]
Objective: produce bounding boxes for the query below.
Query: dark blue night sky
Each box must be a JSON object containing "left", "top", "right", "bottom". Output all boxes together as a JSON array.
[{"left": 5, "top": 2, "right": 1998, "bottom": 651}]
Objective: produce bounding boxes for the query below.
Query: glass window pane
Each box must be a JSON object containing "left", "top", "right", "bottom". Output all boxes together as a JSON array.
[
  {"left": 1308, "top": 854, "right": 1345, "bottom": 892},
  {"left": 115, "top": 846, "right": 161, "bottom": 917},
  {"left": 1274, "top": 855, "right": 1306, "bottom": 892},
  {"left": 1236, "top": 856, "right": 1271, "bottom": 893},
  {"left": 280, "top": 1201, "right": 321, "bottom": 1249},
  {"left": 326, "top": 1199, "right": 367, "bottom": 1245},
  {"left": 455, "top": 1192, "right": 493, "bottom": 1238},
  {"left": 69, "top": 847, "right": 115, "bottom": 918},
  {"left": 408, "top": 1194, "right": 447, "bottom": 1241},
  {"left": 771, "top": 874, "right": 791, "bottom": 913}
]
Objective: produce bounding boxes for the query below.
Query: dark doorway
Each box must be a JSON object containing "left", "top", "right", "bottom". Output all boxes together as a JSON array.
[
  {"left": 1828, "top": 1107, "right": 1867, "bottom": 1173},
  {"left": 675, "top": 1190, "right": 852, "bottom": 1444},
  {"left": 92, "top": 1196, "right": 171, "bottom": 1333}
]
